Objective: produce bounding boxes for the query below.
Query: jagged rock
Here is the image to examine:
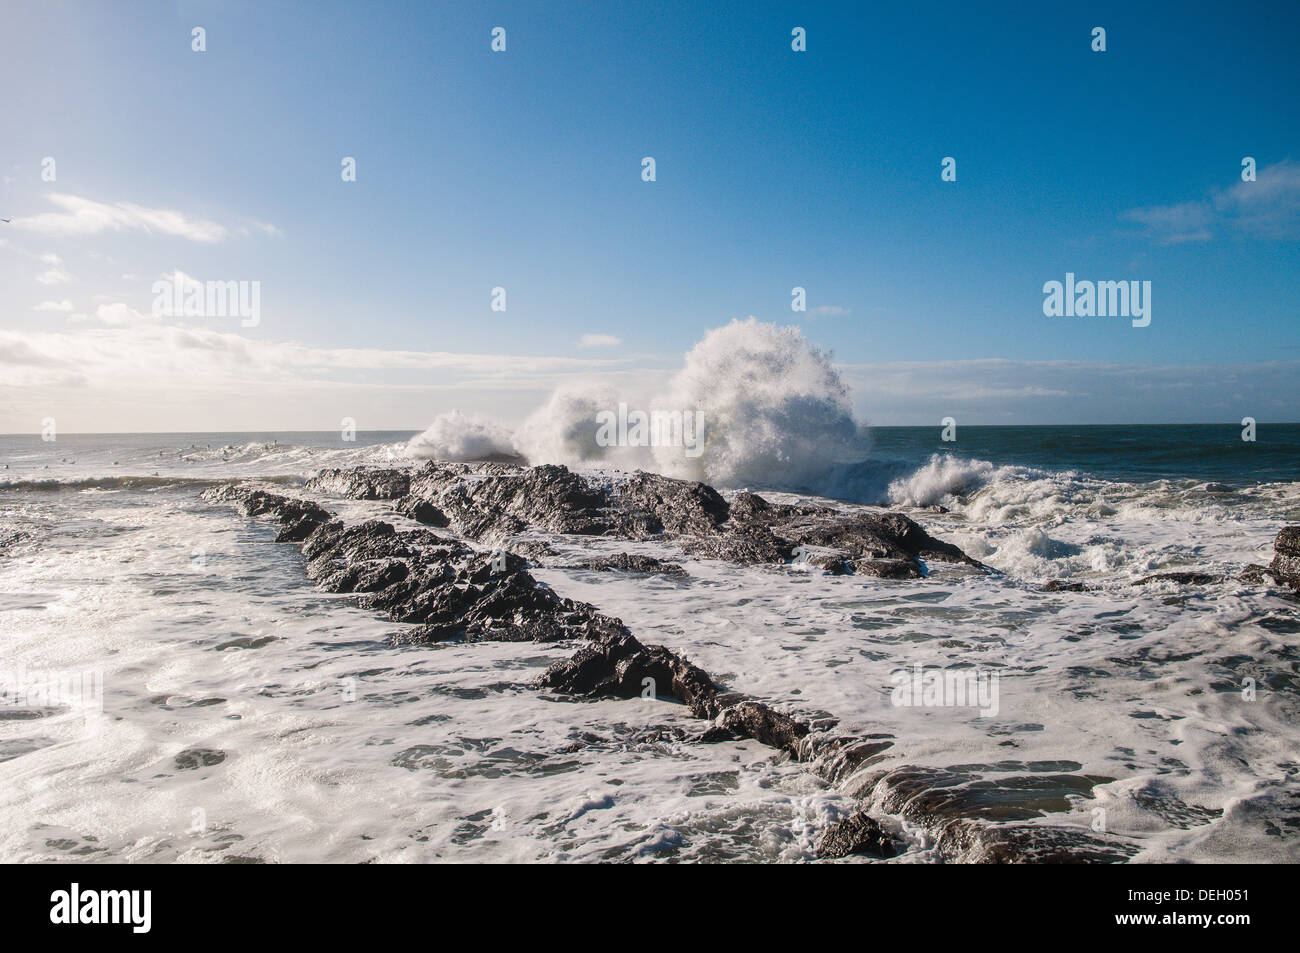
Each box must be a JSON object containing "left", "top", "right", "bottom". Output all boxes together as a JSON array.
[
  {"left": 817, "top": 812, "right": 897, "bottom": 859},
  {"left": 613, "top": 471, "right": 730, "bottom": 536},
  {"left": 679, "top": 526, "right": 793, "bottom": 564},
  {"left": 200, "top": 484, "right": 333, "bottom": 542},
  {"left": 1239, "top": 564, "right": 1269, "bottom": 584},
  {"left": 714, "top": 701, "right": 809, "bottom": 756},
  {"left": 327, "top": 465, "right": 982, "bottom": 579},
  {"left": 778, "top": 512, "right": 982, "bottom": 568},
  {"left": 306, "top": 467, "right": 410, "bottom": 500},
  {"left": 568, "top": 553, "right": 687, "bottom": 576},
  {"left": 396, "top": 496, "right": 449, "bottom": 527},
  {"left": 410, "top": 463, "right": 656, "bottom": 540},
  {"left": 536, "top": 631, "right": 721, "bottom": 719},
  {"left": 1268, "top": 525, "right": 1300, "bottom": 590}
]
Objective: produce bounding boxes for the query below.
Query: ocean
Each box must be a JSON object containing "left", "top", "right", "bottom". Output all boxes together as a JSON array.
[{"left": 1, "top": 425, "right": 1298, "bottom": 862}]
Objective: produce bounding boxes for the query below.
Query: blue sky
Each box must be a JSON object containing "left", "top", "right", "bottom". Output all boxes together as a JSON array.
[{"left": 1, "top": 0, "right": 1298, "bottom": 431}]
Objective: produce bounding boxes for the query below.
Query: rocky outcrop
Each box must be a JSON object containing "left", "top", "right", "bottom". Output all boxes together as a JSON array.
[
  {"left": 612, "top": 471, "right": 730, "bottom": 536},
  {"left": 394, "top": 496, "right": 449, "bottom": 527},
  {"left": 202, "top": 467, "right": 1123, "bottom": 864},
  {"left": 306, "top": 467, "right": 410, "bottom": 500},
  {"left": 1268, "top": 525, "right": 1300, "bottom": 591},
  {"left": 200, "top": 483, "right": 332, "bottom": 542},
  {"left": 326, "top": 464, "right": 985, "bottom": 579},
  {"left": 536, "top": 630, "right": 721, "bottom": 718}
]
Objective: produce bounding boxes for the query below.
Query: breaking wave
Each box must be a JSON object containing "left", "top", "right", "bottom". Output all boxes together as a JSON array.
[{"left": 407, "top": 318, "right": 867, "bottom": 495}]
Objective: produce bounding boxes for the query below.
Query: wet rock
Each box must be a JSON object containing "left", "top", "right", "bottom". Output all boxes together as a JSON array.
[
  {"left": 306, "top": 467, "right": 410, "bottom": 500},
  {"left": 817, "top": 812, "right": 897, "bottom": 859},
  {"left": 1267, "top": 525, "right": 1300, "bottom": 590},
  {"left": 201, "top": 484, "right": 333, "bottom": 541},
  {"left": 411, "top": 463, "right": 654, "bottom": 541},
  {"left": 567, "top": 553, "right": 687, "bottom": 576},
  {"left": 1131, "top": 571, "right": 1219, "bottom": 586},
  {"left": 777, "top": 512, "right": 983, "bottom": 569},
  {"left": 318, "top": 465, "right": 983, "bottom": 577},
  {"left": 679, "top": 526, "right": 793, "bottom": 564},
  {"left": 396, "top": 497, "right": 449, "bottom": 527},
  {"left": 536, "top": 631, "right": 721, "bottom": 719},
  {"left": 613, "top": 471, "right": 730, "bottom": 536},
  {"left": 1238, "top": 563, "right": 1269, "bottom": 584},
  {"left": 174, "top": 748, "right": 225, "bottom": 770},
  {"left": 714, "top": 701, "right": 810, "bottom": 756},
  {"left": 853, "top": 558, "right": 923, "bottom": 579},
  {"left": 0, "top": 529, "right": 32, "bottom": 554},
  {"left": 1042, "top": 579, "right": 1091, "bottom": 592}
]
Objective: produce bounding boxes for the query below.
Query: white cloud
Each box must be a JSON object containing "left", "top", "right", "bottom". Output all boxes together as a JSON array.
[
  {"left": 1123, "top": 159, "right": 1300, "bottom": 243},
  {"left": 32, "top": 300, "right": 74, "bottom": 313},
  {"left": 12, "top": 193, "right": 234, "bottom": 243},
  {"left": 576, "top": 333, "right": 621, "bottom": 348},
  {"left": 0, "top": 317, "right": 638, "bottom": 431},
  {"left": 23, "top": 252, "right": 74, "bottom": 285}
]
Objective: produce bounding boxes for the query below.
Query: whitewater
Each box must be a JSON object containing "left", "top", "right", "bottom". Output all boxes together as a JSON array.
[{"left": 1, "top": 320, "right": 1298, "bottom": 863}]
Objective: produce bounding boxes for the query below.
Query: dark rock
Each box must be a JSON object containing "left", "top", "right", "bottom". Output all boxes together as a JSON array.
[
  {"left": 200, "top": 484, "right": 333, "bottom": 541},
  {"left": 396, "top": 497, "right": 449, "bottom": 527},
  {"left": 715, "top": 701, "right": 810, "bottom": 756},
  {"left": 411, "top": 463, "right": 654, "bottom": 540},
  {"left": 853, "top": 558, "right": 923, "bottom": 579},
  {"left": 1042, "top": 579, "right": 1091, "bottom": 592},
  {"left": 817, "top": 812, "right": 897, "bottom": 859},
  {"left": 1268, "top": 525, "right": 1300, "bottom": 590},
  {"left": 777, "top": 512, "right": 982, "bottom": 568},
  {"left": 1238, "top": 564, "right": 1269, "bottom": 584},
  {"left": 567, "top": 553, "right": 687, "bottom": 576},
  {"left": 306, "top": 467, "right": 410, "bottom": 500},
  {"left": 614, "top": 471, "right": 730, "bottom": 536},
  {"left": 536, "top": 631, "right": 721, "bottom": 719},
  {"left": 317, "top": 465, "right": 982, "bottom": 577},
  {"left": 174, "top": 747, "right": 225, "bottom": 770},
  {"left": 1131, "top": 571, "right": 1219, "bottom": 586}
]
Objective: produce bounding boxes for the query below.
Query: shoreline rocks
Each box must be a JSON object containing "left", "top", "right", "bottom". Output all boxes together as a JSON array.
[{"left": 198, "top": 465, "right": 1145, "bottom": 864}]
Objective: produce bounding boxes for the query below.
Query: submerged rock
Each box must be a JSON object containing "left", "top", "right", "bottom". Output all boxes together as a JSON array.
[
  {"left": 1131, "top": 571, "right": 1219, "bottom": 586},
  {"left": 566, "top": 553, "right": 687, "bottom": 576},
  {"left": 1042, "top": 579, "right": 1091, "bottom": 592},
  {"left": 817, "top": 812, "right": 897, "bottom": 859}
]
